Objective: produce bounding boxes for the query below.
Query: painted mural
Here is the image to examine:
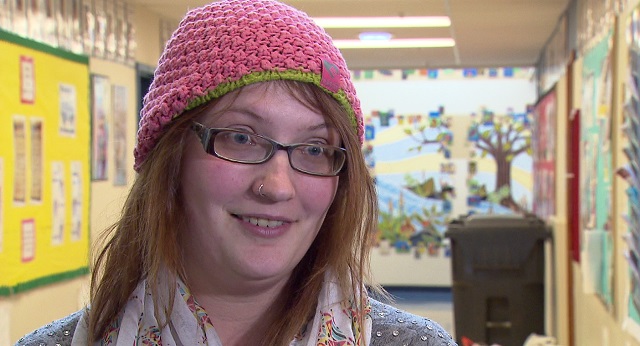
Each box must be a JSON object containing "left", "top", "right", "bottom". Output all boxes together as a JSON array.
[
  {"left": 364, "top": 108, "right": 533, "bottom": 255},
  {"left": 354, "top": 68, "right": 536, "bottom": 286}
]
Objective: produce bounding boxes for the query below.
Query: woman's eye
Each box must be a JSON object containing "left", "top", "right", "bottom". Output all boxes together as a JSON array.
[
  {"left": 231, "top": 132, "right": 251, "bottom": 145},
  {"left": 305, "top": 145, "right": 324, "bottom": 156}
]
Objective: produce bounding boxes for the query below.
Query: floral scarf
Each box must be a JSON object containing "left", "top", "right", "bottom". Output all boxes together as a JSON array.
[{"left": 72, "top": 274, "right": 371, "bottom": 346}]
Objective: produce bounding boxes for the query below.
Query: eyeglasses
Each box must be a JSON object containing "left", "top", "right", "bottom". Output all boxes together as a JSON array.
[{"left": 191, "top": 122, "right": 346, "bottom": 176}]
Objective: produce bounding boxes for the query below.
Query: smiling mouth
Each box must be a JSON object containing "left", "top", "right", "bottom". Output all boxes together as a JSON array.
[{"left": 240, "top": 216, "right": 285, "bottom": 228}]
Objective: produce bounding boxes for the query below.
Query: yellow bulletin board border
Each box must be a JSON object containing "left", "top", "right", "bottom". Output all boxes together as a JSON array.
[{"left": 0, "top": 29, "right": 91, "bottom": 296}]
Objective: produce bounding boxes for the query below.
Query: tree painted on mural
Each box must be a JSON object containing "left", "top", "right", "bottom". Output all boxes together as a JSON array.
[
  {"left": 404, "top": 115, "right": 453, "bottom": 159},
  {"left": 471, "top": 109, "right": 532, "bottom": 211},
  {"left": 402, "top": 115, "right": 455, "bottom": 213}
]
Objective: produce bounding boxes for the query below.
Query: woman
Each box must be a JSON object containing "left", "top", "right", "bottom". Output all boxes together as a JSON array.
[{"left": 17, "top": 0, "right": 455, "bottom": 345}]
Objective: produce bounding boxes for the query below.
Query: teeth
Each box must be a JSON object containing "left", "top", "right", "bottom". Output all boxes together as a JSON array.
[{"left": 242, "top": 216, "right": 284, "bottom": 228}]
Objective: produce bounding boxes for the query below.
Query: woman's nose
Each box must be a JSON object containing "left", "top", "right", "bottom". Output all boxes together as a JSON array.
[{"left": 257, "top": 150, "right": 296, "bottom": 201}]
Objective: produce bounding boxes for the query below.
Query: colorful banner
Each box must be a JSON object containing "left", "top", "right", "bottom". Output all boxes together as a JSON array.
[
  {"left": 0, "top": 30, "right": 90, "bottom": 295},
  {"left": 351, "top": 67, "right": 534, "bottom": 81}
]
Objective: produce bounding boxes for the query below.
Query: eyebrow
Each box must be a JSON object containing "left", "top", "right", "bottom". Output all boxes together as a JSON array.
[{"left": 218, "top": 107, "right": 333, "bottom": 132}]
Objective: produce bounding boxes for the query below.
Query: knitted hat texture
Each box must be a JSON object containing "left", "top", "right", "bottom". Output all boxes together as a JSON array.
[{"left": 134, "top": 0, "right": 363, "bottom": 171}]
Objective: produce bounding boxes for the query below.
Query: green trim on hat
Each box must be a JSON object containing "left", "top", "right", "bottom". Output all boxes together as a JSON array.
[{"left": 181, "top": 70, "right": 359, "bottom": 133}]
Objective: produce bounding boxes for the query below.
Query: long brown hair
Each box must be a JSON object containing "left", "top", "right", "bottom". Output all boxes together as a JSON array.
[{"left": 88, "top": 81, "right": 379, "bottom": 345}]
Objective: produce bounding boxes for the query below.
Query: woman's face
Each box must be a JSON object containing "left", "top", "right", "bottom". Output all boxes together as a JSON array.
[{"left": 180, "top": 82, "right": 340, "bottom": 292}]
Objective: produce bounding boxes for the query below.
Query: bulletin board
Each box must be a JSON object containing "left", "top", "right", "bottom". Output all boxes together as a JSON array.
[{"left": 0, "top": 29, "right": 90, "bottom": 295}]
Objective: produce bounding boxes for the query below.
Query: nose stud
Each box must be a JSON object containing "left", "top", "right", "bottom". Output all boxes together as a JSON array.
[{"left": 258, "top": 184, "right": 266, "bottom": 197}]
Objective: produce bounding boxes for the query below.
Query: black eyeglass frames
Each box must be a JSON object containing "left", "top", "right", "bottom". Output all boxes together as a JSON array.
[{"left": 191, "top": 122, "right": 346, "bottom": 176}]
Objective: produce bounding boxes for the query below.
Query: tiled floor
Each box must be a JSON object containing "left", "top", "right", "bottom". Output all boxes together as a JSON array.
[{"left": 381, "top": 287, "right": 456, "bottom": 337}]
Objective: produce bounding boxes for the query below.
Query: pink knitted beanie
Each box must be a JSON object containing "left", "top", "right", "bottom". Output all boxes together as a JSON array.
[{"left": 134, "top": 0, "right": 363, "bottom": 171}]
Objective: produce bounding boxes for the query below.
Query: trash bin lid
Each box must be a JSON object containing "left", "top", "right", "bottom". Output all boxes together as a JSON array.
[
  {"left": 445, "top": 213, "right": 549, "bottom": 237},
  {"left": 444, "top": 214, "right": 550, "bottom": 270},
  {"left": 463, "top": 213, "right": 544, "bottom": 226}
]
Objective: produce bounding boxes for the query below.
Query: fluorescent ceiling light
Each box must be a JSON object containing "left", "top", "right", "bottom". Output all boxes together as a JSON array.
[
  {"left": 358, "top": 32, "right": 394, "bottom": 41},
  {"left": 313, "top": 16, "right": 451, "bottom": 28},
  {"left": 333, "top": 38, "right": 455, "bottom": 49}
]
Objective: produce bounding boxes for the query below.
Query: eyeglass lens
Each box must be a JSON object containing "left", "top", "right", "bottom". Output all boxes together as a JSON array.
[{"left": 203, "top": 128, "right": 345, "bottom": 176}]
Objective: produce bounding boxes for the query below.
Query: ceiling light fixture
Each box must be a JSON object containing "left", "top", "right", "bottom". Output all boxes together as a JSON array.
[
  {"left": 358, "top": 32, "right": 394, "bottom": 41},
  {"left": 313, "top": 16, "right": 451, "bottom": 28},
  {"left": 333, "top": 38, "right": 455, "bottom": 49}
]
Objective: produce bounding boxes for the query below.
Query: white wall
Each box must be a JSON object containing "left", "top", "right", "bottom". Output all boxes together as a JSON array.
[{"left": 355, "top": 78, "right": 537, "bottom": 115}]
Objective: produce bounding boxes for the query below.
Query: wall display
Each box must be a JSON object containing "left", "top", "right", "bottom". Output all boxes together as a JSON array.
[
  {"left": 623, "top": 7, "right": 640, "bottom": 340},
  {"left": 0, "top": 29, "right": 90, "bottom": 295},
  {"left": 12, "top": 116, "right": 27, "bottom": 204},
  {"left": 30, "top": 118, "right": 43, "bottom": 203},
  {"left": 59, "top": 83, "right": 77, "bottom": 136},
  {"left": 20, "top": 55, "right": 35, "bottom": 104},
  {"left": 112, "top": 84, "right": 128, "bottom": 186},
  {"left": 91, "top": 74, "right": 110, "bottom": 181},
  {"left": 26, "top": 0, "right": 57, "bottom": 46},
  {"left": 70, "top": 161, "right": 83, "bottom": 241},
  {"left": 51, "top": 161, "right": 65, "bottom": 245},
  {"left": 354, "top": 68, "right": 535, "bottom": 286},
  {"left": 93, "top": 0, "right": 107, "bottom": 58},
  {"left": 580, "top": 31, "right": 614, "bottom": 309},
  {"left": 21, "top": 218, "right": 35, "bottom": 263},
  {"left": 10, "top": 0, "right": 28, "bottom": 38},
  {"left": 0, "top": 0, "right": 9, "bottom": 31},
  {"left": 532, "top": 86, "right": 558, "bottom": 220}
]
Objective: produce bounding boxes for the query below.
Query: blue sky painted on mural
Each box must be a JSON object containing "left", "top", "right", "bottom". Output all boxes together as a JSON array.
[{"left": 374, "top": 136, "right": 532, "bottom": 173}]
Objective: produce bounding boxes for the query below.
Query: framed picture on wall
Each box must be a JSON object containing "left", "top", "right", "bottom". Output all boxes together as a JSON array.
[{"left": 91, "top": 74, "right": 110, "bottom": 181}]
